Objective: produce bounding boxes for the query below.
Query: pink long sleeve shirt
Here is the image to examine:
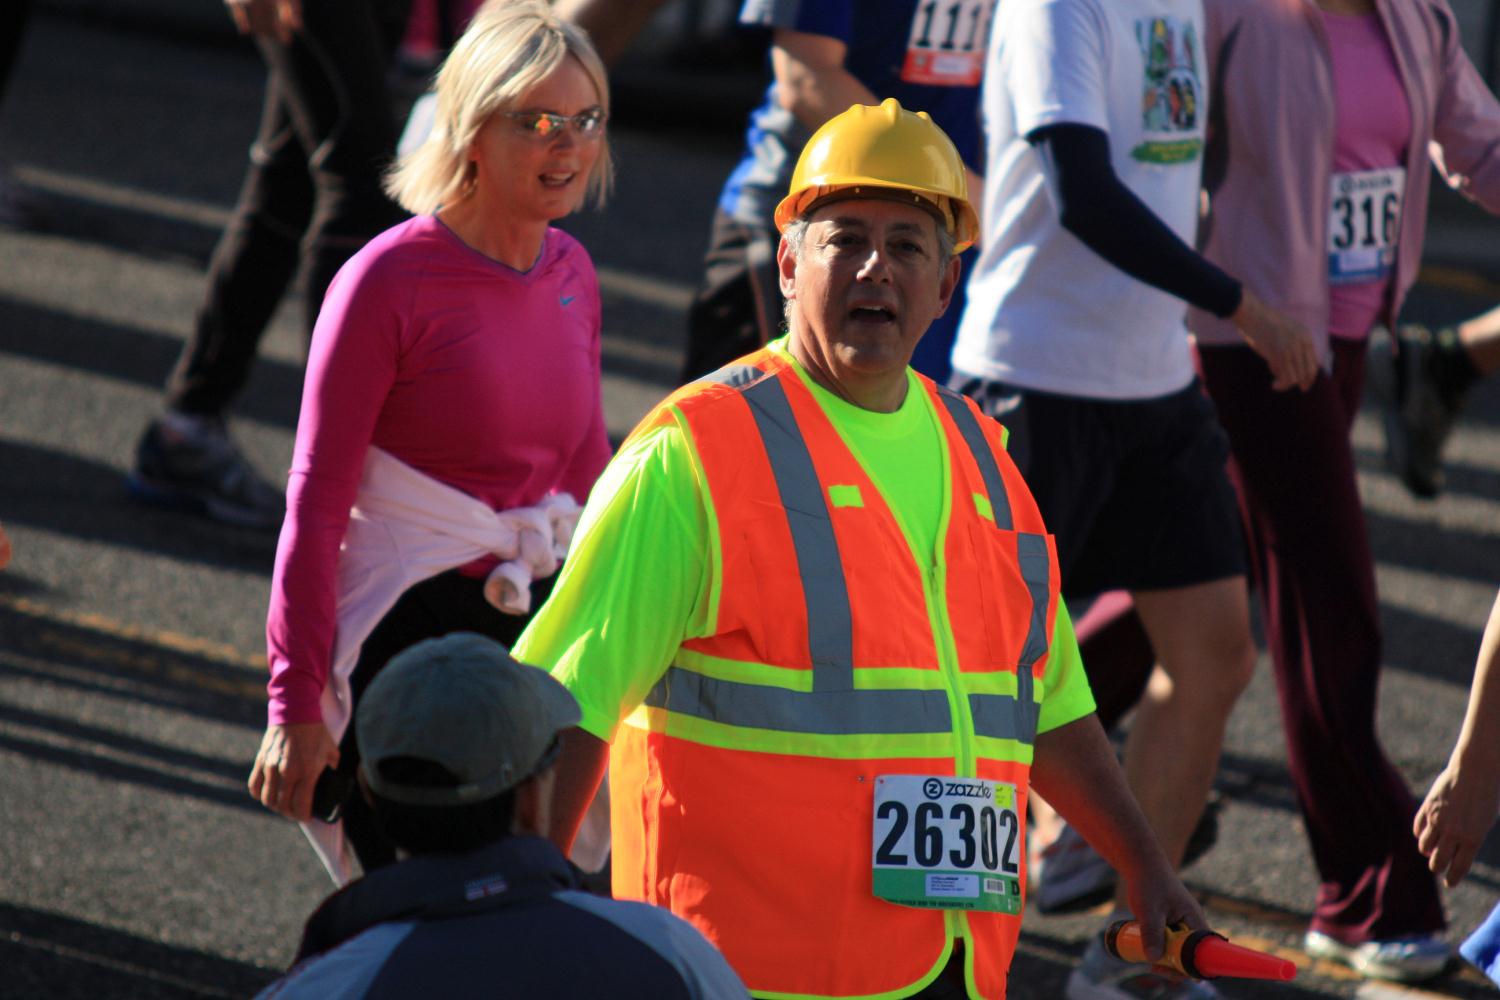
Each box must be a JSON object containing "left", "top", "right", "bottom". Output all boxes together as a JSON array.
[{"left": 266, "top": 215, "right": 612, "bottom": 725}]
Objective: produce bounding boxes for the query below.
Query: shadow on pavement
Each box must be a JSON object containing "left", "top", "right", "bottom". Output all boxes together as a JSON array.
[
  {"left": 0, "top": 597, "right": 265, "bottom": 729},
  {"left": 0, "top": 439, "right": 281, "bottom": 575},
  {"left": 0, "top": 902, "right": 276, "bottom": 999},
  {"left": 1354, "top": 440, "right": 1500, "bottom": 512},
  {"left": 22, "top": 184, "right": 224, "bottom": 269},
  {"left": 0, "top": 297, "right": 303, "bottom": 430},
  {"left": 0, "top": 700, "right": 259, "bottom": 814},
  {"left": 1382, "top": 600, "right": 1500, "bottom": 689}
]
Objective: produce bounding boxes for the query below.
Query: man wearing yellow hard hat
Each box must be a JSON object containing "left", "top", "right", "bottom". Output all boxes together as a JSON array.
[{"left": 515, "top": 99, "right": 1204, "bottom": 999}]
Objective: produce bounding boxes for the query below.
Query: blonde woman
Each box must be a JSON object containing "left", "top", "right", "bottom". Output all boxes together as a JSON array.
[{"left": 248, "top": 0, "right": 613, "bottom": 883}]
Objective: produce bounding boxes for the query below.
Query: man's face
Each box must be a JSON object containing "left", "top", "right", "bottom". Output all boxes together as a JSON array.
[{"left": 780, "top": 198, "right": 961, "bottom": 388}]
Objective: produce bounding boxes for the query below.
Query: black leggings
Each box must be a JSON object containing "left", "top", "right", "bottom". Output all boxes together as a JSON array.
[
  {"left": 165, "top": 0, "right": 411, "bottom": 416},
  {"left": 336, "top": 568, "right": 556, "bottom": 872}
]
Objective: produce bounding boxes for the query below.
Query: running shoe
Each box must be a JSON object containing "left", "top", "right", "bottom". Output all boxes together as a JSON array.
[
  {"left": 128, "top": 415, "right": 284, "bottom": 529},
  {"left": 1032, "top": 796, "right": 1221, "bottom": 914},
  {"left": 1304, "top": 930, "right": 1450, "bottom": 983},
  {"left": 1369, "top": 325, "right": 1472, "bottom": 499},
  {"left": 1065, "top": 933, "right": 1221, "bottom": 1000}
]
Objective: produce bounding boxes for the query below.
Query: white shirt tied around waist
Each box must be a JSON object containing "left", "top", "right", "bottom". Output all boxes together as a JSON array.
[{"left": 302, "top": 445, "right": 579, "bottom": 885}]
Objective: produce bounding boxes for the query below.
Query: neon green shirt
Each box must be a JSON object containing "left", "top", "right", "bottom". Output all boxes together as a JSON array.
[
  {"left": 779, "top": 341, "right": 944, "bottom": 563},
  {"left": 514, "top": 346, "right": 1095, "bottom": 743}
]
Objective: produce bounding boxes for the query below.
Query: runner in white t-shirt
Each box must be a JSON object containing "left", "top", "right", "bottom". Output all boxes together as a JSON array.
[{"left": 951, "top": 1, "right": 1317, "bottom": 997}]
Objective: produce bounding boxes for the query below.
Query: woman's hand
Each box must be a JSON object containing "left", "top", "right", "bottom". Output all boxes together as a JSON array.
[
  {"left": 248, "top": 722, "right": 339, "bottom": 822},
  {"left": 1415, "top": 754, "right": 1500, "bottom": 887},
  {"left": 1232, "top": 289, "right": 1320, "bottom": 392}
]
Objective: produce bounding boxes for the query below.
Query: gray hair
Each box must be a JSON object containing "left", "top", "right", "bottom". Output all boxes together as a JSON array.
[
  {"left": 779, "top": 212, "right": 956, "bottom": 323},
  {"left": 384, "top": 0, "right": 614, "bottom": 214}
]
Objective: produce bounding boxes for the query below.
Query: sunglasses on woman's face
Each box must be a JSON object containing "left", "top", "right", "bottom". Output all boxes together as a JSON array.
[{"left": 502, "top": 107, "right": 607, "bottom": 141}]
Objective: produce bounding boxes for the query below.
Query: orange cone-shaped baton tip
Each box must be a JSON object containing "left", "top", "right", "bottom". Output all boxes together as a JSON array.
[{"left": 1104, "top": 920, "right": 1298, "bottom": 981}]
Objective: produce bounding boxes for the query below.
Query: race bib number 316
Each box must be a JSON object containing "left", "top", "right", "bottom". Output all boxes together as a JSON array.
[
  {"left": 872, "top": 775, "right": 1023, "bottom": 913},
  {"left": 1328, "top": 167, "right": 1404, "bottom": 285}
]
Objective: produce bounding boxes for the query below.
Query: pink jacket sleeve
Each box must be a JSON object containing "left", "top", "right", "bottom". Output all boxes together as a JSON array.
[
  {"left": 264, "top": 249, "right": 409, "bottom": 726},
  {"left": 1428, "top": 0, "right": 1500, "bottom": 214}
]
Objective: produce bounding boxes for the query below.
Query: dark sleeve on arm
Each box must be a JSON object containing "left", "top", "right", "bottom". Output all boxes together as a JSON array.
[{"left": 1030, "top": 123, "right": 1242, "bottom": 319}]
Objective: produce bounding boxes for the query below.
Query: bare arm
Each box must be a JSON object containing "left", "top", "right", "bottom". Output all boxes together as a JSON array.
[
  {"left": 223, "top": 0, "right": 302, "bottom": 43},
  {"left": 547, "top": 726, "right": 610, "bottom": 853},
  {"left": 553, "top": 0, "right": 671, "bottom": 68},
  {"left": 770, "top": 29, "right": 876, "bottom": 133},
  {"left": 1030, "top": 714, "right": 1206, "bottom": 959},
  {"left": 1415, "top": 589, "right": 1500, "bottom": 886},
  {"left": 1032, "top": 124, "right": 1316, "bottom": 391}
]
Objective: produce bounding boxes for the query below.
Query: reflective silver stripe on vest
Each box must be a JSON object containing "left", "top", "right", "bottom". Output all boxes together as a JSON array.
[
  {"left": 1016, "top": 532, "right": 1050, "bottom": 669},
  {"left": 935, "top": 386, "right": 1013, "bottom": 530},
  {"left": 644, "top": 668, "right": 953, "bottom": 735},
  {"left": 741, "top": 376, "right": 855, "bottom": 693},
  {"left": 968, "top": 691, "right": 1028, "bottom": 744},
  {"left": 696, "top": 364, "right": 766, "bottom": 389},
  {"left": 967, "top": 535, "right": 1051, "bottom": 744}
]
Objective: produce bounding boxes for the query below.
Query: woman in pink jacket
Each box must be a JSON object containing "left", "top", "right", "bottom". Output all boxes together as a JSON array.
[
  {"left": 246, "top": 0, "right": 614, "bottom": 879},
  {"left": 1189, "top": 0, "right": 1500, "bottom": 982}
]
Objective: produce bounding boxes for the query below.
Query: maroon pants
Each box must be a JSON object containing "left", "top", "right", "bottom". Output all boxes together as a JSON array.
[{"left": 1080, "top": 340, "right": 1444, "bottom": 943}]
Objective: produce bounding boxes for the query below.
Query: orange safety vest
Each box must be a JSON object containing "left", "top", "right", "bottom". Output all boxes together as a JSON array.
[{"left": 610, "top": 349, "right": 1060, "bottom": 999}]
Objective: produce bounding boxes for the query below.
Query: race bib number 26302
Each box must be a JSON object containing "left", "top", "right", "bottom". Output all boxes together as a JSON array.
[{"left": 872, "top": 775, "right": 1023, "bottom": 913}]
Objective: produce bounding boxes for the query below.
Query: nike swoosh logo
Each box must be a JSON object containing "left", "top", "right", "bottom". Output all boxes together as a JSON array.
[{"left": 560, "top": 295, "right": 576, "bottom": 307}]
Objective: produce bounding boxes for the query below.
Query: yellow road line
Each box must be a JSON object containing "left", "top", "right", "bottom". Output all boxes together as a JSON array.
[
  {"left": 0, "top": 594, "right": 267, "bottom": 700},
  {"left": 1417, "top": 264, "right": 1500, "bottom": 301},
  {"left": 1198, "top": 890, "right": 1491, "bottom": 992}
]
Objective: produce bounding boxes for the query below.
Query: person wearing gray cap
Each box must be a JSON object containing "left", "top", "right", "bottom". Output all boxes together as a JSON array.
[{"left": 256, "top": 632, "right": 747, "bottom": 1000}]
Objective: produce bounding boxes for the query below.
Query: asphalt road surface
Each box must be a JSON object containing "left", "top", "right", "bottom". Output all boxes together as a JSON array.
[{"left": 2, "top": 8, "right": 1499, "bottom": 999}]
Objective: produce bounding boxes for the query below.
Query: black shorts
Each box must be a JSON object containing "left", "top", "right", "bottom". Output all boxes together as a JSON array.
[{"left": 952, "top": 374, "right": 1246, "bottom": 598}]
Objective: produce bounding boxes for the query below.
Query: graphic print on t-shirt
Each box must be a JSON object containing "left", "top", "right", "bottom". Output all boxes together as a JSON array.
[
  {"left": 901, "top": 0, "right": 993, "bottom": 87},
  {"left": 1132, "top": 16, "right": 1202, "bottom": 164}
]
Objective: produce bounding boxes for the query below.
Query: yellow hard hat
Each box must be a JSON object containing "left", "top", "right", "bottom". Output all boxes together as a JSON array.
[{"left": 774, "top": 98, "right": 977, "bottom": 255}]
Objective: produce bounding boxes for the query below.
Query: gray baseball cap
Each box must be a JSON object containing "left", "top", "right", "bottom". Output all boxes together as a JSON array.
[{"left": 355, "top": 632, "right": 581, "bottom": 807}]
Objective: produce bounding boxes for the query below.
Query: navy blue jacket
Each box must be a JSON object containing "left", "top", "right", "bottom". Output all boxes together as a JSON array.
[{"left": 257, "top": 836, "right": 747, "bottom": 999}]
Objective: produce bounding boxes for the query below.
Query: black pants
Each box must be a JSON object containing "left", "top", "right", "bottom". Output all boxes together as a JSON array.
[
  {"left": 909, "top": 945, "right": 969, "bottom": 999},
  {"left": 336, "top": 568, "right": 556, "bottom": 873},
  {"left": 681, "top": 209, "right": 782, "bottom": 383},
  {"left": 0, "top": 1, "right": 30, "bottom": 98},
  {"left": 165, "top": 0, "right": 410, "bottom": 416}
]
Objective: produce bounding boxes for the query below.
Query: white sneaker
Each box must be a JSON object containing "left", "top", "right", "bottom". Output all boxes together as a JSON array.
[
  {"left": 1304, "top": 930, "right": 1450, "bottom": 983},
  {"left": 1066, "top": 934, "right": 1221, "bottom": 1000}
]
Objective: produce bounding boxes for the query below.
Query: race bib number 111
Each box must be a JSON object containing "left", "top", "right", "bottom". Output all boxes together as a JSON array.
[
  {"left": 872, "top": 775, "right": 1023, "bottom": 913},
  {"left": 900, "top": 0, "right": 991, "bottom": 87}
]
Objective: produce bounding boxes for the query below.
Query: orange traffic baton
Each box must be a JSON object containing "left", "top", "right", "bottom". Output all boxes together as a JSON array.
[{"left": 1104, "top": 920, "right": 1297, "bottom": 981}]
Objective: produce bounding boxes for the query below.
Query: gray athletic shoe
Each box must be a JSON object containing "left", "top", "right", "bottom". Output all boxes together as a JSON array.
[
  {"left": 1032, "top": 799, "right": 1220, "bottom": 914},
  {"left": 127, "top": 417, "right": 284, "bottom": 529}
]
